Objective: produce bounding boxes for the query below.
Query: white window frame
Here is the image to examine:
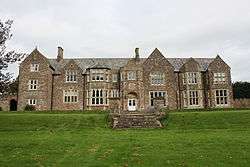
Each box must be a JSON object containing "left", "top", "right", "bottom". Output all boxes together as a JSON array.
[
  {"left": 215, "top": 89, "right": 229, "bottom": 106},
  {"left": 112, "top": 74, "right": 118, "bottom": 82},
  {"left": 91, "top": 70, "right": 105, "bottom": 82},
  {"left": 127, "top": 71, "right": 136, "bottom": 80},
  {"left": 182, "top": 73, "right": 187, "bottom": 84},
  {"left": 30, "top": 64, "right": 39, "bottom": 72},
  {"left": 63, "top": 90, "right": 78, "bottom": 103},
  {"left": 28, "top": 80, "right": 38, "bottom": 90},
  {"left": 110, "top": 89, "right": 119, "bottom": 98},
  {"left": 65, "top": 71, "right": 77, "bottom": 83},
  {"left": 28, "top": 99, "right": 37, "bottom": 105},
  {"left": 214, "top": 73, "right": 226, "bottom": 84},
  {"left": 150, "top": 72, "right": 165, "bottom": 85},
  {"left": 187, "top": 72, "right": 199, "bottom": 84},
  {"left": 189, "top": 90, "right": 199, "bottom": 106},
  {"left": 91, "top": 89, "right": 108, "bottom": 106},
  {"left": 149, "top": 91, "right": 167, "bottom": 106}
]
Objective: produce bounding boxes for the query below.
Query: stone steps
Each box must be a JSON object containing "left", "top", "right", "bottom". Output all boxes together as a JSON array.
[{"left": 111, "top": 112, "right": 165, "bottom": 128}]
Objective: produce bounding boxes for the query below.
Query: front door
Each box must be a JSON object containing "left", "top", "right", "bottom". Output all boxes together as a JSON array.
[{"left": 128, "top": 99, "right": 136, "bottom": 111}]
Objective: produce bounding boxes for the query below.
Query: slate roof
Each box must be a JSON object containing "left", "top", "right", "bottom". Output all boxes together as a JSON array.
[{"left": 48, "top": 57, "right": 214, "bottom": 74}]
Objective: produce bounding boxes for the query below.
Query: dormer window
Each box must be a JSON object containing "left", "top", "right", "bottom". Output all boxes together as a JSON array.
[
  {"left": 91, "top": 69, "right": 106, "bottom": 81},
  {"left": 214, "top": 73, "right": 226, "bottom": 84},
  {"left": 127, "top": 71, "right": 136, "bottom": 80},
  {"left": 30, "top": 64, "right": 39, "bottom": 72},
  {"left": 150, "top": 72, "right": 165, "bottom": 85},
  {"left": 66, "top": 71, "right": 77, "bottom": 83}
]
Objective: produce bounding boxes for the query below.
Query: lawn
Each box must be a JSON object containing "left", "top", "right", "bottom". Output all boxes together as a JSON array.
[{"left": 0, "top": 110, "right": 250, "bottom": 167}]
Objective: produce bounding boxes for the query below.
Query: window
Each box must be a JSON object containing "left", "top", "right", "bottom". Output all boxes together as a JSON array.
[
  {"left": 189, "top": 90, "right": 199, "bottom": 106},
  {"left": 182, "top": 73, "right": 187, "bottom": 84},
  {"left": 110, "top": 89, "right": 119, "bottom": 98},
  {"left": 91, "top": 70, "right": 105, "bottom": 81},
  {"left": 215, "top": 90, "right": 228, "bottom": 106},
  {"left": 91, "top": 89, "right": 108, "bottom": 105},
  {"left": 150, "top": 72, "right": 165, "bottom": 85},
  {"left": 120, "top": 73, "right": 124, "bottom": 81},
  {"left": 30, "top": 64, "right": 39, "bottom": 72},
  {"left": 28, "top": 99, "right": 37, "bottom": 105},
  {"left": 64, "top": 90, "right": 78, "bottom": 103},
  {"left": 183, "top": 91, "right": 188, "bottom": 107},
  {"left": 127, "top": 71, "right": 136, "bottom": 80},
  {"left": 112, "top": 74, "right": 118, "bottom": 82},
  {"left": 214, "top": 73, "right": 226, "bottom": 84},
  {"left": 149, "top": 91, "right": 167, "bottom": 106},
  {"left": 28, "top": 80, "right": 38, "bottom": 90},
  {"left": 66, "top": 71, "right": 77, "bottom": 83},
  {"left": 187, "top": 72, "right": 199, "bottom": 84}
]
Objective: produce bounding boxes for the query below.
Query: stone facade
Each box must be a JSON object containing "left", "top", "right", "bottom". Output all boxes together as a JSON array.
[{"left": 17, "top": 47, "right": 233, "bottom": 111}]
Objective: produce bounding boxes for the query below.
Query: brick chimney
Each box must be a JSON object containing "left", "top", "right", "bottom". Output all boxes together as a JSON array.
[
  {"left": 135, "top": 48, "right": 139, "bottom": 60},
  {"left": 57, "top": 46, "right": 63, "bottom": 62}
]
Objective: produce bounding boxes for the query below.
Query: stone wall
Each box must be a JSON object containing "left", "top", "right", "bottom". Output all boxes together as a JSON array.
[
  {"left": 233, "top": 99, "right": 250, "bottom": 108},
  {"left": 0, "top": 95, "right": 17, "bottom": 111}
]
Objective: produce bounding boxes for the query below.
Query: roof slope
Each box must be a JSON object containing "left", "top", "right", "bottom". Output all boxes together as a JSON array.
[{"left": 48, "top": 57, "right": 214, "bottom": 73}]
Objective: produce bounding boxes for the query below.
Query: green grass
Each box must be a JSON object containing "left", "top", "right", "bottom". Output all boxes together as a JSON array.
[{"left": 0, "top": 110, "right": 250, "bottom": 167}]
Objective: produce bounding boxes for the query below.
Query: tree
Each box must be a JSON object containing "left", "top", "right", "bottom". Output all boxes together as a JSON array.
[
  {"left": 0, "top": 20, "right": 24, "bottom": 96},
  {"left": 233, "top": 81, "right": 250, "bottom": 99}
]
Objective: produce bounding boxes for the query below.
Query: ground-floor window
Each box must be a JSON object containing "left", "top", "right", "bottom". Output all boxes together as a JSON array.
[
  {"left": 189, "top": 90, "right": 199, "bottom": 106},
  {"left": 183, "top": 90, "right": 199, "bottom": 107},
  {"left": 91, "top": 89, "right": 108, "bottom": 106},
  {"left": 28, "top": 99, "right": 37, "bottom": 105},
  {"left": 64, "top": 90, "right": 78, "bottom": 103},
  {"left": 149, "top": 91, "right": 167, "bottom": 106},
  {"left": 215, "top": 89, "right": 228, "bottom": 106}
]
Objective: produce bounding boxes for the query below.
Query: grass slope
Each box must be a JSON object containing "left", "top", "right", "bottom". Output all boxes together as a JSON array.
[{"left": 0, "top": 110, "right": 250, "bottom": 167}]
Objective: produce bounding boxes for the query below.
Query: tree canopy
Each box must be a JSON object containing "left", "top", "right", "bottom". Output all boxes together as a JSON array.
[
  {"left": 0, "top": 20, "right": 24, "bottom": 96},
  {"left": 233, "top": 81, "right": 250, "bottom": 99}
]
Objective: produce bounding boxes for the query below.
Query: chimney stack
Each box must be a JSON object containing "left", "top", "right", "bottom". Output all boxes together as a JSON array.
[
  {"left": 135, "top": 48, "right": 139, "bottom": 60},
  {"left": 57, "top": 46, "right": 63, "bottom": 62}
]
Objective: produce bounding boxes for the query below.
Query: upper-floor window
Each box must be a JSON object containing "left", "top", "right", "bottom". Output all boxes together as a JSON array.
[
  {"left": 150, "top": 72, "right": 165, "bottom": 85},
  {"left": 110, "top": 89, "right": 119, "bottom": 98},
  {"left": 127, "top": 71, "right": 136, "bottom": 80},
  {"left": 28, "top": 99, "right": 37, "bottom": 105},
  {"left": 30, "top": 64, "right": 39, "bottom": 72},
  {"left": 91, "top": 89, "right": 108, "bottom": 105},
  {"left": 66, "top": 71, "right": 77, "bottom": 83},
  {"left": 63, "top": 90, "right": 78, "bottom": 103},
  {"left": 215, "top": 89, "right": 228, "bottom": 106},
  {"left": 28, "top": 80, "right": 38, "bottom": 90},
  {"left": 112, "top": 74, "right": 118, "bottom": 82},
  {"left": 91, "top": 70, "right": 105, "bottom": 81},
  {"left": 187, "top": 72, "right": 199, "bottom": 84},
  {"left": 214, "top": 73, "right": 226, "bottom": 84},
  {"left": 120, "top": 73, "right": 124, "bottom": 81}
]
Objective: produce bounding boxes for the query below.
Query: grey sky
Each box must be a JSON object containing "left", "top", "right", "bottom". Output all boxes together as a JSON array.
[{"left": 1, "top": 0, "right": 250, "bottom": 81}]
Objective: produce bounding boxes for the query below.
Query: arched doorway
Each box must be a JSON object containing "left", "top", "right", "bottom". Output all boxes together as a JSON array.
[{"left": 9, "top": 99, "right": 17, "bottom": 111}]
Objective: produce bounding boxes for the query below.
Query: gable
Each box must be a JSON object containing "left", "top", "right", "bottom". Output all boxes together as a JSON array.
[
  {"left": 143, "top": 48, "right": 174, "bottom": 70},
  {"left": 208, "top": 55, "right": 230, "bottom": 71},
  {"left": 20, "top": 48, "right": 51, "bottom": 69},
  {"left": 180, "top": 58, "right": 201, "bottom": 72}
]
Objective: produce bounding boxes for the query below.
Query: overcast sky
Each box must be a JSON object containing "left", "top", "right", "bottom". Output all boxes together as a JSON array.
[{"left": 1, "top": 0, "right": 250, "bottom": 81}]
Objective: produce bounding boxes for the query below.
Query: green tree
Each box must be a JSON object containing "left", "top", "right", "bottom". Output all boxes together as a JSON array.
[
  {"left": 0, "top": 20, "right": 24, "bottom": 96},
  {"left": 233, "top": 81, "right": 250, "bottom": 99}
]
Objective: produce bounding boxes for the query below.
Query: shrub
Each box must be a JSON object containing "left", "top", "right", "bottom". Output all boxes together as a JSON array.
[
  {"left": 0, "top": 107, "right": 2, "bottom": 111},
  {"left": 24, "top": 105, "right": 36, "bottom": 111}
]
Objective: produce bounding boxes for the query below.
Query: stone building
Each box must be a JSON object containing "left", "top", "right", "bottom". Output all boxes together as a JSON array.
[{"left": 17, "top": 47, "right": 233, "bottom": 111}]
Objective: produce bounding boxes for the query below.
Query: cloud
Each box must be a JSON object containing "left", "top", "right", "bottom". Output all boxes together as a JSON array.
[{"left": 0, "top": 0, "right": 250, "bottom": 81}]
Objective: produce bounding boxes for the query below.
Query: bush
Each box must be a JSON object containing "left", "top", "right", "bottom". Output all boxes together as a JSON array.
[
  {"left": 0, "top": 107, "right": 2, "bottom": 111},
  {"left": 24, "top": 105, "right": 36, "bottom": 111}
]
